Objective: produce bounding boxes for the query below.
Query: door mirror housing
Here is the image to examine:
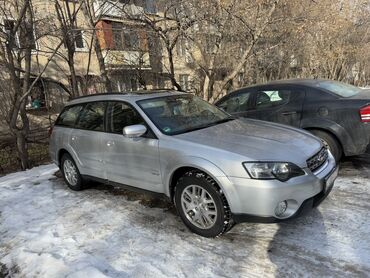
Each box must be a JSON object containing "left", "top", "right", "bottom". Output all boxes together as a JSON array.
[{"left": 123, "top": 124, "right": 147, "bottom": 138}]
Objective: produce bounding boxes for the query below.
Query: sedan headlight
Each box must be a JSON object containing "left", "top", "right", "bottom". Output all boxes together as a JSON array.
[{"left": 243, "top": 162, "right": 305, "bottom": 182}]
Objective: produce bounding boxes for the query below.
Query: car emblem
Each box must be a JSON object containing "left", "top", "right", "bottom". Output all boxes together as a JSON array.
[{"left": 317, "top": 151, "right": 325, "bottom": 163}]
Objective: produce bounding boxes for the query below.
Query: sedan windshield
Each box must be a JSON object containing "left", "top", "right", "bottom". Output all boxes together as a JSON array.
[
  {"left": 316, "top": 80, "right": 362, "bottom": 98},
  {"left": 137, "top": 94, "right": 233, "bottom": 135}
]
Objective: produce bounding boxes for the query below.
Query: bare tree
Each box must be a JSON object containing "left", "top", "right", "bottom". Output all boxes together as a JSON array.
[
  {"left": 54, "top": 0, "right": 84, "bottom": 98},
  {"left": 80, "top": 0, "right": 113, "bottom": 93},
  {"left": 0, "top": 0, "right": 62, "bottom": 169}
]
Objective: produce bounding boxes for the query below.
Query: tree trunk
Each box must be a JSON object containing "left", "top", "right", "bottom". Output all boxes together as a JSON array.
[
  {"left": 202, "top": 74, "right": 211, "bottom": 101},
  {"left": 15, "top": 131, "right": 30, "bottom": 170},
  {"left": 166, "top": 44, "right": 182, "bottom": 90},
  {"left": 68, "top": 52, "right": 80, "bottom": 97},
  {"left": 94, "top": 37, "right": 113, "bottom": 92}
]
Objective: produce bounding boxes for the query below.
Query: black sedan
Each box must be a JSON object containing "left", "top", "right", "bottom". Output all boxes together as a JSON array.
[{"left": 215, "top": 79, "right": 370, "bottom": 161}]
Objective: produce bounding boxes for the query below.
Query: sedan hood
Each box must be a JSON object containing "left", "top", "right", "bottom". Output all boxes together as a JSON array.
[{"left": 175, "top": 118, "right": 322, "bottom": 167}]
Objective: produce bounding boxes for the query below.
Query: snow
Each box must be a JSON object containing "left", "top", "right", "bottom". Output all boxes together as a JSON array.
[{"left": 0, "top": 160, "right": 369, "bottom": 277}]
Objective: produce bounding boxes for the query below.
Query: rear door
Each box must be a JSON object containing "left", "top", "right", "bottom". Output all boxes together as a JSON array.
[
  {"left": 70, "top": 101, "right": 107, "bottom": 179},
  {"left": 247, "top": 85, "right": 306, "bottom": 127},
  {"left": 102, "top": 101, "right": 162, "bottom": 192}
]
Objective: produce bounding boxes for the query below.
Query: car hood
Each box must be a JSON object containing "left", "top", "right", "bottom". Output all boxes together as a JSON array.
[{"left": 175, "top": 118, "right": 322, "bottom": 167}]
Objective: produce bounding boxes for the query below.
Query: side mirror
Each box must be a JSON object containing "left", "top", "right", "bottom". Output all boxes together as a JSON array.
[{"left": 123, "top": 124, "right": 147, "bottom": 138}]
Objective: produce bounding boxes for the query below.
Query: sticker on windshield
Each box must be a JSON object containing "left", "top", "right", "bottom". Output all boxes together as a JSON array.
[{"left": 163, "top": 127, "right": 171, "bottom": 133}]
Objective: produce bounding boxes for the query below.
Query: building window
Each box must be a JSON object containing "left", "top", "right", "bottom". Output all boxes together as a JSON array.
[
  {"left": 176, "top": 38, "right": 192, "bottom": 62},
  {"left": 144, "top": 0, "right": 157, "bottom": 14},
  {"left": 3, "top": 19, "right": 37, "bottom": 49},
  {"left": 238, "top": 72, "right": 244, "bottom": 85},
  {"left": 112, "top": 22, "right": 140, "bottom": 51},
  {"left": 124, "top": 31, "right": 139, "bottom": 49},
  {"left": 74, "top": 29, "right": 85, "bottom": 50},
  {"left": 3, "top": 20, "right": 19, "bottom": 48},
  {"left": 205, "top": 35, "right": 216, "bottom": 54},
  {"left": 179, "top": 74, "right": 189, "bottom": 91},
  {"left": 176, "top": 38, "right": 186, "bottom": 57},
  {"left": 4, "top": 19, "right": 37, "bottom": 50}
]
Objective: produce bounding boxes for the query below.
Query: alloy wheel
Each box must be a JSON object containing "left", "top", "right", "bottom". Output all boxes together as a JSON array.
[
  {"left": 180, "top": 184, "right": 218, "bottom": 229},
  {"left": 63, "top": 159, "right": 78, "bottom": 186}
]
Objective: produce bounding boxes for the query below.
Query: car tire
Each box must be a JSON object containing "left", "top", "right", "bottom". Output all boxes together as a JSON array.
[
  {"left": 60, "top": 153, "right": 85, "bottom": 191},
  {"left": 310, "top": 130, "right": 342, "bottom": 162},
  {"left": 174, "top": 170, "right": 234, "bottom": 237}
]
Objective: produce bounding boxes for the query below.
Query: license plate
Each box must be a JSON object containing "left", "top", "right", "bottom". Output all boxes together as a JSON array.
[{"left": 324, "top": 167, "right": 338, "bottom": 193}]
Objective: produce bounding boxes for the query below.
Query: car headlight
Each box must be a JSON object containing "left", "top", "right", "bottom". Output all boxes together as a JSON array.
[{"left": 243, "top": 162, "right": 305, "bottom": 182}]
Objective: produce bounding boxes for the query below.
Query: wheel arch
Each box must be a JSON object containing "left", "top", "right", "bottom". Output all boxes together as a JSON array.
[
  {"left": 301, "top": 118, "right": 354, "bottom": 155},
  {"left": 304, "top": 127, "right": 344, "bottom": 152},
  {"left": 168, "top": 162, "right": 227, "bottom": 203},
  {"left": 57, "top": 148, "right": 70, "bottom": 166}
]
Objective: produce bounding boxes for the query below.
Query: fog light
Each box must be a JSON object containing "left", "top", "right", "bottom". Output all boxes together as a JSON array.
[{"left": 275, "top": 201, "right": 288, "bottom": 217}]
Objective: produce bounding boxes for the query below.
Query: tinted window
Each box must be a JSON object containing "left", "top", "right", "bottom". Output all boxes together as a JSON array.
[
  {"left": 108, "top": 102, "right": 144, "bottom": 134},
  {"left": 316, "top": 80, "right": 361, "bottom": 98},
  {"left": 75, "top": 102, "right": 106, "bottom": 131},
  {"left": 256, "top": 90, "right": 291, "bottom": 109},
  {"left": 218, "top": 91, "right": 252, "bottom": 113},
  {"left": 55, "top": 105, "right": 83, "bottom": 127}
]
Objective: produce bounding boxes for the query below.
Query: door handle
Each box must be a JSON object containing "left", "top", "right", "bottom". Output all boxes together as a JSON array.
[
  {"left": 281, "top": 111, "right": 297, "bottom": 116},
  {"left": 106, "top": 141, "right": 115, "bottom": 147}
]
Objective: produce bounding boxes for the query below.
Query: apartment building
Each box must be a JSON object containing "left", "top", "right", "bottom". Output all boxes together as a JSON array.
[
  {"left": 94, "top": 0, "right": 165, "bottom": 92},
  {"left": 0, "top": 0, "right": 166, "bottom": 112}
]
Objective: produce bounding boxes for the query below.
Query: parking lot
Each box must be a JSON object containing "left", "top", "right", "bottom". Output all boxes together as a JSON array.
[{"left": 0, "top": 153, "right": 369, "bottom": 277}]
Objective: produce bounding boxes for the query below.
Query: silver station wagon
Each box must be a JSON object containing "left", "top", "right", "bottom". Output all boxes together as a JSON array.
[{"left": 49, "top": 91, "right": 338, "bottom": 237}]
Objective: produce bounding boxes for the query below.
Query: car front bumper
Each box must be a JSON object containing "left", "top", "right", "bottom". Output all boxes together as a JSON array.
[{"left": 218, "top": 153, "right": 338, "bottom": 222}]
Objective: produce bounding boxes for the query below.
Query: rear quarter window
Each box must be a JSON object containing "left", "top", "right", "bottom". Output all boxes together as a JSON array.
[
  {"left": 316, "top": 81, "right": 361, "bottom": 98},
  {"left": 55, "top": 105, "right": 84, "bottom": 127}
]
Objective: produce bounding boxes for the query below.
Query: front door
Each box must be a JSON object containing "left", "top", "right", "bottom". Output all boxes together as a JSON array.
[
  {"left": 216, "top": 89, "right": 255, "bottom": 117},
  {"left": 247, "top": 85, "right": 306, "bottom": 127},
  {"left": 103, "top": 101, "right": 162, "bottom": 192}
]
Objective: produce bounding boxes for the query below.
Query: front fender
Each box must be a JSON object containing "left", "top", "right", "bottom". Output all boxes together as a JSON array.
[{"left": 163, "top": 156, "right": 240, "bottom": 212}]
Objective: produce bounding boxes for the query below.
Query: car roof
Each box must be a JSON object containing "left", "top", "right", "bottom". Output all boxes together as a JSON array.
[
  {"left": 232, "top": 79, "right": 332, "bottom": 91},
  {"left": 222, "top": 79, "right": 332, "bottom": 98},
  {"left": 67, "top": 90, "right": 186, "bottom": 106},
  {"left": 266, "top": 78, "right": 328, "bottom": 86}
]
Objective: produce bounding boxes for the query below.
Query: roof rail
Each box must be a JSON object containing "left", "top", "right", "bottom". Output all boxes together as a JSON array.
[{"left": 70, "top": 89, "right": 177, "bottom": 101}]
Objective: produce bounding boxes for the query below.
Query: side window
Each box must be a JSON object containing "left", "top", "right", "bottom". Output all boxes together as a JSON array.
[
  {"left": 256, "top": 90, "right": 291, "bottom": 109},
  {"left": 218, "top": 91, "right": 252, "bottom": 113},
  {"left": 55, "top": 105, "right": 83, "bottom": 127},
  {"left": 75, "top": 102, "right": 106, "bottom": 131},
  {"left": 108, "top": 102, "right": 145, "bottom": 134}
]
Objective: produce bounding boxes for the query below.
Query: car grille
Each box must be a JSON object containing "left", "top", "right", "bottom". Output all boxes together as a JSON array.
[{"left": 307, "top": 147, "right": 329, "bottom": 172}]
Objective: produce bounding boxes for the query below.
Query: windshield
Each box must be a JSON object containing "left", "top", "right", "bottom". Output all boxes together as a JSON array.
[
  {"left": 137, "top": 94, "right": 233, "bottom": 135},
  {"left": 317, "top": 80, "right": 362, "bottom": 98}
]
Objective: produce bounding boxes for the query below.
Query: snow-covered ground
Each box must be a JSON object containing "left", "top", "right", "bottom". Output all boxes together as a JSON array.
[{"left": 0, "top": 156, "right": 369, "bottom": 277}]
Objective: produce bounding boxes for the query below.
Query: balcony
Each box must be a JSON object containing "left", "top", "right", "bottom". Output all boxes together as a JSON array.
[
  {"left": 93, "top": 0, "right": 144, "bottom": 19},
  {"left": 102, "top": 50, "right": 150, "bottom": 69}
]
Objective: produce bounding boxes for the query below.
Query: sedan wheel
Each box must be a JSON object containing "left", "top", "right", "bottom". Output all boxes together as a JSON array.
[{"left": 310, "top": 129, "right": 342, "bottom": 162}]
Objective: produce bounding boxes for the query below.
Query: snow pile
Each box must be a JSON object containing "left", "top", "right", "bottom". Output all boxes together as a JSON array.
[{"left": 0, "top": 164, "right": 369, "bottom": 277}]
